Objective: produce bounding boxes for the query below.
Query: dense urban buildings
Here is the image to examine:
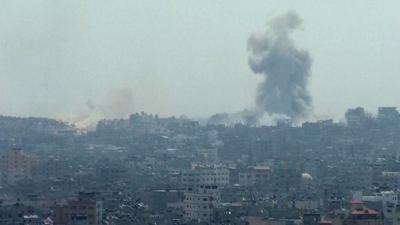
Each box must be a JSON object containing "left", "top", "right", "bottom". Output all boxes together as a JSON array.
[{"left": 1, "top": 107, "right": 400, "bottom": 224}]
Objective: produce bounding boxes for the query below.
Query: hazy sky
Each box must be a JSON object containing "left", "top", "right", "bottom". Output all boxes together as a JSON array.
[{"left": 1, "top": 0, "right": 400, "bottom": 121}]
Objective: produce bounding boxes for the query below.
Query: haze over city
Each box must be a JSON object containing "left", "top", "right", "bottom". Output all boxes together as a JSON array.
[
  {"left": 1, "top": 0, "right": 400, "bottom": 123},
  {"left": 3, "top": 2, "right": 400, "bottom": 225}
]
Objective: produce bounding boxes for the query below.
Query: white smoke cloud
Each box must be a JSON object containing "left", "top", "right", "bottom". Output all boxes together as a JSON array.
[{"left": 58, "top": 88, "right": 135, "bottom": 130}]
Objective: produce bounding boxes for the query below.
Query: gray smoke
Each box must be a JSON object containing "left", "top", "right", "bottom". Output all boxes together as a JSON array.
[
  {"left": 61, "top": 88, "right": 135, "bottom": 130},
  {"left": 103, "top": 89, "right": 135, "bottom": 119},
  {"left": 248, "top": 11, "right": 312, "bottom": 121}
]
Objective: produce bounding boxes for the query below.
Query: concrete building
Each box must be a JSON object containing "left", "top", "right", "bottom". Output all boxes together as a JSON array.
[
  {"left": 183, "top": 185, "right": 220, "bottom": 223},
  {"left": 238, "top": 166, "right": 270, "bottom": 187},
  {"left": 378, "top": 107, "right": 399, "bottom": 121},
  {"left": 0, "top": 148, "right": 35, "bottom": 185},
  {"left": 0, "top": 202, "right": 41, "bottom": 225},
  {"left": 361, "top": 191, "right": 398, "bottom": 208},
  {"left": 354, "top": 190, "right": 398, "bottom": 221},
  {"left": 384, "top": 203, "right": 400, "bottom": 225},
  {"left": 196, "top": 148, "right": 219, "bottom": 163},
  {"left": 292, "top": 199, "right": 320, "bottom": 211},
  {"left": 181, "top": 164, "right": 229, "bottom": 188},
  {"left": 343, "top": 201, "right": 383, "bottom": 225},
  {"left": 345, "top": 107, "right": 367, "bottom": 127},
  {"left": 52, "top": 192, "right": 103, "bottom": 225}
]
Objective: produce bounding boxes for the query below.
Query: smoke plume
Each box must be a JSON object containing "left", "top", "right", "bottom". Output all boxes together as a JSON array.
[
  {"left": 247, "top": 11, "right": 312, "bottom": 121},
  {"left": 60, "top": 88, "right": 135, "bottom": 130},
  {"left": 102, "top": 89, "right": 135, "bottom": 119}
]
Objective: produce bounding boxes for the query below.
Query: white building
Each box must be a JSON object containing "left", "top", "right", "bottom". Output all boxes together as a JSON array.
[
  {"left": 181, "top": 164, "right": 229, "bottom": 188},
  {"left": 361, "top": 191, "right": 398, "bottom": 208},
  {"left": 183, "top": 185, "right": 220, "bottom": 223},
  {"left": 354, "top": 190, "right": 399, "bottom": 225}
]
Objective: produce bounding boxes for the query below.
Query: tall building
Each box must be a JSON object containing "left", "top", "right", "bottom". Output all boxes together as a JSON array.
[
  {"left": 52, "top": 192, "right": 103, "bottom": 225},
  {"left": 384, "top": 203, "right": 400, "bottom": 225},
  {"left": 238, "top": 166, "right": 270, "bottom": 187},
  {"left": 181, "top": 164, "right": 229, "bottom": 188},
  {"left": 378, "top": 107, "right": 399, "bottom": 121},
  {"left": 343, "top": 201, "right": 383, "bottom": 225},
  {"left": 0, "top": 148, "right": 35, "bottom": 185},
  {"left": 183, "top": 185, "right": 220, "bottom": 223},
  {"left": 345, "top": 107, "right": 367, "bottom": 127}
]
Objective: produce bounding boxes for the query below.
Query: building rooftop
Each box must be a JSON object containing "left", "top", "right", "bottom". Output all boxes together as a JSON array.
[{"left": 351, "top": 208, "right": 379, "bottom": 215}]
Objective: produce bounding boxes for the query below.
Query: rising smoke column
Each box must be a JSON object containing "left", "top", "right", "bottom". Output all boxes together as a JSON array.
[
  {"left": 61, "top": 88, "right": 136, "bottom": 130},
  {"left": 248, "top": 11, "right": 312, "bottom": 121}
]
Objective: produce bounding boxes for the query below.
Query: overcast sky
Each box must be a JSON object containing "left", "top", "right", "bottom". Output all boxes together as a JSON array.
[{"left": 1, "top": 0, "right": 400, "bottom": 121}]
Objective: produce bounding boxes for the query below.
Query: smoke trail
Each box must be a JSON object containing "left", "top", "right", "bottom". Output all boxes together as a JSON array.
[
  {"left": 59, "top": 88, "right": 135, "bottom": 130},
  {"left": 248, "top": 11, "right": 312, "bottom": 121},
  {"left": 103, "top": 88, "right": 135, "bottom": 119},
  {"left": 86, "top": 99, "right": 96, "bottom": 111}
]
